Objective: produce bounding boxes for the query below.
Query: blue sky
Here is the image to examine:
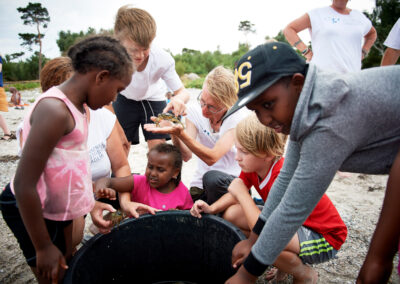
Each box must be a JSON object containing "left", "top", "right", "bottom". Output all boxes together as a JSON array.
[{"left": 0, "top": 0, "right": 375, "bottom": 59}]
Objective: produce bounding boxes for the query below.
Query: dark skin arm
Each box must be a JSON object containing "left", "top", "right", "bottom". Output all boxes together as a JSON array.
[
  {"left": 94, "top": 176, "right": 135, "bottom": 194},
  {"left": 95, "top": 176, "right": 159, "bottom": 218},
  {"left": 13, "top": 98, "right": 75, "bottom": 283},
  {"left": 225, "top": 231, "right": 259, "bottom": 283},
  {"left": 357, "top": 148, "right": 400, "bottom": 284}
]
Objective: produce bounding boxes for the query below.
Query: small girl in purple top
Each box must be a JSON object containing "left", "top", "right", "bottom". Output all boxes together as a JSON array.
[{"left": 95, "top": 143, "right": 194, "bottom": 211}]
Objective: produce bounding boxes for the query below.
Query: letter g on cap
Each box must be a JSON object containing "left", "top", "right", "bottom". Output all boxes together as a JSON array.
[{"left": 234, "top": 59, "right": 252, "bottom": 94}]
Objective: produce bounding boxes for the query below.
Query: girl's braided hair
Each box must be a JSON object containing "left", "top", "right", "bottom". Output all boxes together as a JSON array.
[{"left": 67, "top": 35, "right": 134, "bottom": 78}]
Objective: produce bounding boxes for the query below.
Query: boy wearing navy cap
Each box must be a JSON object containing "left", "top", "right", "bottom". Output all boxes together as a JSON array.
[{"left": 224, "top": 42, "right": 400, "bottom": 284}]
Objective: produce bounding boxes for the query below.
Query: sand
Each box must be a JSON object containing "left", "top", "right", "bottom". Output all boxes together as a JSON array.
[{"left": 0, "top": 88, "right": 398, "bottom": 283}]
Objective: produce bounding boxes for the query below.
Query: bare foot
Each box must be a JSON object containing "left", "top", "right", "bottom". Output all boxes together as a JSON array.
[
  {"left": 265, "top": 267, "right": 288, "bottom": 282},
  {"left": 293, "top": 266, "right": 318, "bottom": 284}
]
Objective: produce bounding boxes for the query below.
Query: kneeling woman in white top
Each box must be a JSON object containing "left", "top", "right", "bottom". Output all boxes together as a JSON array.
[{"left": 145, "top": 66, "right": 249, "bottom": 204}]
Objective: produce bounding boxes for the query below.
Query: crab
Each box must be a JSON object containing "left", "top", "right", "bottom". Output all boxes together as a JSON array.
[
  {"left": 104, "top": 210, "right": 127, "bottom": 228},
  {"left": 154, "top": 112, "right": 184, "bottom": 128}
]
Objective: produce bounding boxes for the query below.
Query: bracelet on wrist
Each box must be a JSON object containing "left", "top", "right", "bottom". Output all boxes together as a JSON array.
[
  {"left": 293, "top": 40, "right": 302, "bottom": 48},
  {"left": 302, "top": 47, "right": 311, "bottom": 56},
  {"left": 362, "top": 49, "right": 368, "bottom": 57}
]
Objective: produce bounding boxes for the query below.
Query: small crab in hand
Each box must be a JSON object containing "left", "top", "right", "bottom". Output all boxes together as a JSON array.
[
  {"left": 154, "top": 112, "right": 184, "bottom": 128},
  {"left": 104, "top": 210, "right": 127, "bottom": 228}
]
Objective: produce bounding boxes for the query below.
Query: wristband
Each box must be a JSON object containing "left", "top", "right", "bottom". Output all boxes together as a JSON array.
[
  {"left": 293, "top": 40, "right": 302, "bottom": 48},
  {"left": 362, "top": 49, "right": 368, "bottom": 57},
  {"left": 252, "top": 217, "right": 266, "bottom": 235},
  {"left": 302, "top": 47, "right": 310, "bottom": 56},
  {"left": 243, "top": 251, "right": 271, "bottom": 276}
]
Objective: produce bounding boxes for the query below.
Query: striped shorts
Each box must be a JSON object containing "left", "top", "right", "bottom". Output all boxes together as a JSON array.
[{"left": 297, "top": 226, "right": 338, "bottom": 264}]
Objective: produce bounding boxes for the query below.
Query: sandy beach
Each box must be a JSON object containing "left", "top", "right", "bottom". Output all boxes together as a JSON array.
[{"left": 0, "top": 88, "right": 399, "bottom": 283}]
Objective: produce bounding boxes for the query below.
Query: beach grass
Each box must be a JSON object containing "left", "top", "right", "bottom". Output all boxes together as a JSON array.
[{"left": 4, "top": 80, "right": 41, "bottom": 92}]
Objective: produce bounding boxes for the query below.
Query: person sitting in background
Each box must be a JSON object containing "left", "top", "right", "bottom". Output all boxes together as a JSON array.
[
  {"left": 165, "top": 90, "right": 173, "bottom": 104},
  {"left": 9, "top": 87, "right": 24, "bottom": 109},
  {"left": 381, "top": 17, "right": 400, "bottom": 66},
  {"left": 145, "top": 66, "right": 250, "bottom": 205}
]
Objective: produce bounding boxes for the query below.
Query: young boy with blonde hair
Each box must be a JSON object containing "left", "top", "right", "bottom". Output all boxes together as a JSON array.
[
  {"left": 112, "top": 5, "right": 190, "bottom": 150},
  {"left": 191, "top": 113, "right": 347, "bottom": 283}
]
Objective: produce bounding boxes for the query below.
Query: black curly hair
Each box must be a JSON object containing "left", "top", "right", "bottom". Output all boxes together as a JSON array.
[
  {"left": 149, "top": 143, "right": 183, "bottom": 186},
  {"left": 67, "top": 35, "right": 133, "bottom": 79}
]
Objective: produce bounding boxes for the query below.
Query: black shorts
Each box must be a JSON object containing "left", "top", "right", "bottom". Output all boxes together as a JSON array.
[
  {"left": 0, "top": 184, "right": 72, "bottom": 267},
  {"left": 113, "top": 94, "right": 170, "bottom": 145}
]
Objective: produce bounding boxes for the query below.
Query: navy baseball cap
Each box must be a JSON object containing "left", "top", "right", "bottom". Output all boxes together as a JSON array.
[{"left": 223, "top": 42, "right": 307, "bottom": 120}]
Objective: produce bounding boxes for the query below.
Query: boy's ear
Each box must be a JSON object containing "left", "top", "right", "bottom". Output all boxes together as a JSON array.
[
  {"left": 264, "top": 154, "right": 275, "bottom": 162},
  {"left": 95, "top": 70, "right": 110, "bottom": 85},
  {"left": 291, "top": 73, "right": 305, "bottom": 94},
  {"left": 291, "top": 73, "right": 305, "bottom": 86}
]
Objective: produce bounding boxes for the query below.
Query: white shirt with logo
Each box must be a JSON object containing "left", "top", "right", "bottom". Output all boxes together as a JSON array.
[
  {"left": 308, "top": 6, "right": 372, "bottom": 73},
  {"left": 87, "top": 108, "right": 116, "bottom": 181}
]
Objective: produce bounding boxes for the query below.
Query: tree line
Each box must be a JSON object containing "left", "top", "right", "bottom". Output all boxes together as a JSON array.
[{"left": 3, "top": 0, "right": 399, "bottom": 82}]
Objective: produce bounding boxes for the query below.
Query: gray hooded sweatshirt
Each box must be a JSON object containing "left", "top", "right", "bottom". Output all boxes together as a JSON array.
[{"left": 244, "top": 64, "right": 400, "bottom": 274}]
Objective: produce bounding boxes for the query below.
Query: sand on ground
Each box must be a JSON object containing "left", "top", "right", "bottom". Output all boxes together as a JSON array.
[{"left": 0, "top": 88, "right": 398, "bottom": 283}]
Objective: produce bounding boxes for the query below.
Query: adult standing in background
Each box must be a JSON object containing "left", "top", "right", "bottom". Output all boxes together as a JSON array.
[
  {"left": 0, "top": 54, "right": 13, "bottom": 141},
  {"left": 381, "top": 18, "right": 400, "bottom": 66},
  {"left": 284, "top": 0, "right": 377, "bottom": 73}
]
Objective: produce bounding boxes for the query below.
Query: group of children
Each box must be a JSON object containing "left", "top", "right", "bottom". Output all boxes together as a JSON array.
[{"left": 0, "top": 4, "right": 399, "bottom": 284}]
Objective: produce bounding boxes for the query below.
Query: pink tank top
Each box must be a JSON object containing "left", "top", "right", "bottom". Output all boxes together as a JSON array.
[{"left": 11, "top": 87, "right": 94, "bottom": 221}]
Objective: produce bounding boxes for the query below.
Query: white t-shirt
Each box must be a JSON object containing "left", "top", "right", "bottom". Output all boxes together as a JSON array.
[
  {"left": 308, "top": 6, "right": 372, "bottom": 73},
  {"left": 186, "top": 102, "right": 250, "bottom": 188},
  {"left": 121, "top": 45, "right": 183, "bottom": 101},
  {"left": 87, "top": 108, "right": 116, "bottom": 181},
  {"left": 384, "top": 18, "right": 400, "bottom": 50}
]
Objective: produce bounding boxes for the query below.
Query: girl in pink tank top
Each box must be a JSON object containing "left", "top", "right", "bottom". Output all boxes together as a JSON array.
[{"left": 3, "top": 36, "right": 133, "bottom": 283}]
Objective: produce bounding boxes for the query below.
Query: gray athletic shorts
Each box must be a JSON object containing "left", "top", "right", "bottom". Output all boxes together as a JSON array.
[{"left": 297, "top": 226, "right": 338, "bottom": 264}]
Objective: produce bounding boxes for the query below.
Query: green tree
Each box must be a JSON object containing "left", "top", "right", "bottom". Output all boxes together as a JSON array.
[
  {"left": 172, "top": 44, "right": 249, "bottom": 79},
  {"left": 363, "top": 0, "right": 400, "bottom": 68},
  {"left": 57, "top": 27, "right": 96, "bottom": 55},
  {"left": 238, "top": 20, "right": 256, "bottom": 48},
  {"left": 272, "top": 30, "right": 290, "bottom": 45},
  {"left": 17, "top": 2, "right": 50, "bottom": 77},
  {"left": 56, "top": 27, "right": 112, "bottom": 55},
  {"left": 3, "top": 52, "right": 48, "bottom": 81},
  {"left": 4, "top": 52, "right": 25, "bottom": 62}
]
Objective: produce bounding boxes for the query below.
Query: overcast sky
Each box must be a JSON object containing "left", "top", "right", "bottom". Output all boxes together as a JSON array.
[{"left": 0, "top": 0, "right": 375, "bottom": 59}]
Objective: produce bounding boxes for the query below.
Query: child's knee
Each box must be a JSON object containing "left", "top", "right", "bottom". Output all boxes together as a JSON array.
[{"left": 222, "top": 205, "right": 242, "bottom": 225}]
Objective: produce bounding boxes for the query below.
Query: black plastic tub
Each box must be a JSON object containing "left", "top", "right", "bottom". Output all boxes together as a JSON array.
[{"left": 64, "top": 211, "right": 246, "bottom": 284}]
